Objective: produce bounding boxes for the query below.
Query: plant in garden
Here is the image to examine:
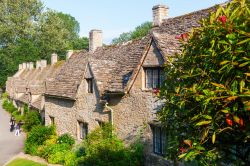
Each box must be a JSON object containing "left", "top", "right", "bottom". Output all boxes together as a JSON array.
[
  {"left": 25, "top": 125, "right": 56, "bottom": 154},
  {"left": 78, "top": 123, "right": 144, "bottom": 166},
  {"left": 57, "top": 133, "right": 75, "bottom": 147},
  {"left": 158, "top": 0, "right": 250, "bottom": 165},
  {"left": 23, "top": 111, "right": 42, "bottom": 132}
]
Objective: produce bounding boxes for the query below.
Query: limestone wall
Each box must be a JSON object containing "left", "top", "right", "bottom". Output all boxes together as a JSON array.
[{"left": 45, "top": 77, "right": 109, "bottom": 139}]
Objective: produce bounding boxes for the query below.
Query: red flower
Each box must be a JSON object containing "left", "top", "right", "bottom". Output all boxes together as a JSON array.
[
  {"left": 218, "top": 15, "right": 227, "bottom": 25},
  {"left": 181, "top": 33, "right": 188, "bottom": 39},
  {"left": 179, "top": 147, "right": 187, "bottom": 153},
  {"left": 175, "top": 33, "right": 189, "bottom": 40},
  {"left": 153, "top": 88, "right": 160, "bottom": 95},
  {"left": 239, "top": 118, "right": 244, "bottom": 127},
  {"left": 226, "top": 118, "right": 233, "bottom": 126},
  {"left": 175, "top": 35, "right": 182, "bottom": 40}
]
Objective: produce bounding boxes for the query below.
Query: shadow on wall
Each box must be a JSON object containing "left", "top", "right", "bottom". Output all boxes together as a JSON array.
[{"left": 45, "top": 97, "right": 74, "bottom": 108}]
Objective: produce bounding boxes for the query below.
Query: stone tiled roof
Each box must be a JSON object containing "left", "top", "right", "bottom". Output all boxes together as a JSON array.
[
  {"left": 44, "top": 4, "right": 221, "bottom": 99},
  {"left": 18, "top": 94, "right": 29, "bottom": 103},
  {"left": 46, "top": 52, "right": 89, "bottom": 99},
  {"left": 46, "top": 37, "right": 150, "bottom": 99},
  {"left": 31, "top": 95, "right": 43, "bottom": 110},
  {"left": 153, "top": 5, "right": 218, "bottom": 35}
]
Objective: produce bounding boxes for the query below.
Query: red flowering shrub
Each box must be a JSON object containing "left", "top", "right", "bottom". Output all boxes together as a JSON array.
[{"left": 158, "top": 0, "right": 250, "bottom": 164}]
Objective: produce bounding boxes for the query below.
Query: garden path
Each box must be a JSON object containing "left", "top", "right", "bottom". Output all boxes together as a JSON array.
[{"left": 0, "top": 100, "right": 25, "bottom": 165}]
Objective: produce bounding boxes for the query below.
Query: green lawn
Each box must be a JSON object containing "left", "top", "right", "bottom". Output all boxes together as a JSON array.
[{"left": 6, "top": 158, "right": 47, "bottom": 166}]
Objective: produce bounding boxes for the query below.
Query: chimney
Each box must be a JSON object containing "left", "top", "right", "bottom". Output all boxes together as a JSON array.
[
  {"left": 152, "top": 5, "right": 169, "bottom": 26},
  {"left": 89, "top": 29, "right": 103, "bottom": 52},
  {"left": 29, "top": 62, "right": 34, "bottom": 70},
  {"left": 51, "top": 53, "right": 58, "bottom": 65},
  {"left": 66, "top": 50, "right": 74, "bottom": 60},
  {"left": 22, "top": 63, "right": 27, "bottom": 69},
  {"left": 40, "top": 60, "right": 47, "bottom": 69},
  {"left": 36, "top": 60, "right": 41, "bottom": 69},
  {"left": 19, "top": 64, "right": 23, "bottom": 70}
]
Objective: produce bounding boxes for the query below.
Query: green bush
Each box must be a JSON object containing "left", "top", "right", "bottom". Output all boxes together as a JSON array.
[
  {"left": 23, "top": 111, "right": 42, "bottom": 132},
  {"left": 46, "top": 143, "right": 71, "bottom": 164},
  {"left": 57, "top": 133, "right": 75, "bottom": 146},
  {"left": 77, "top": 124, "right": 144, "bottom": 166},
  {"left": 25, "top": 125, "right": 56, "bottom": 154},
  {"left": 158, "top": 0, "right": 250, "bottom": 164}
]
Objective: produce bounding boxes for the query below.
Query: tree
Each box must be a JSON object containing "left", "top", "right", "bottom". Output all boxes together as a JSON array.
[
  {"left": 0, "top": 0, "right": 88, "bottom": 88},
  {"left": 158, "top": 0, "right": 250, "bottom": 165},
  {"left": 112, "top": 21, "right": 152, "bottom": 44}
]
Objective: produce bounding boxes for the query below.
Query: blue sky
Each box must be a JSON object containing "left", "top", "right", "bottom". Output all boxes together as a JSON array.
[{"left": 42, "top": 0, "right": 226, "bottom": 44}]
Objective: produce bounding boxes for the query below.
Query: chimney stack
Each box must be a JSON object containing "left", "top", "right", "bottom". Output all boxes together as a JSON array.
[
  {"left": 51, "top": 53, "right": 58, "bottom": 65},
  {"left": 19, "top": 64, "right": 23, "bottom": 70},
  {"left": 29, "top": 62, "right": 34, "bottom": 70},
  {"left": 22, "top": 63, "right": 27, "bottom": 69},
  {"left": 152, "top": 5, "right": 169, "bottom": 27},
  {"left": 40, "top": 60, "right": 47, "bottom": 69},
  {"left": 36, "top": 60, "right": 41, "bottom": 69},
  {"left": 89, "top": 29, "right": 103, "bottom": 52},
  {"left": 66, "top": 50, "right": 74, "bottom": 60}
]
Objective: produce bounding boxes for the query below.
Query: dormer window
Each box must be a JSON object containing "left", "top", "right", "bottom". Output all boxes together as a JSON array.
[
  {"left": 86, "top": 78, "right": 93, "bottom": 93},
  {"left": 145, "top": 68, "right": 164, "bottom": 89}
]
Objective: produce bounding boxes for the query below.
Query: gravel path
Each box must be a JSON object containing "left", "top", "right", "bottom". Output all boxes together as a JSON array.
[{"left": 0, "top": 100, "right": 25, "bottom": 165}]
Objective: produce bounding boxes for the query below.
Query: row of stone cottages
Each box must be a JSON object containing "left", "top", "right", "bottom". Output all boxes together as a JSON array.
[{"left": 6, "top": 3, "right": 220, "bottom": 165}]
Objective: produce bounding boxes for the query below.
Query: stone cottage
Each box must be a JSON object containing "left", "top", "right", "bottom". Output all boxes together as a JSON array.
[
  {"left": 6, "top": 3, "right": 222, "bottom": 165},
  {"left": 6, "top": 54, "right": 64, "bottom": 121}
]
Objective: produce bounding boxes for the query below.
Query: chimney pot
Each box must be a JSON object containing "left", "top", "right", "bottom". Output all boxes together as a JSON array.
[
  {"left": 19, "top": 64, "right": 23, "bottom": 70},
  {"left": 36, "top": 60, "right": 41, "bottom": 69},
  {"left": 51, "top": 53, "right": 58, "bottom": 65},
  {"left": 89, "top": 29, "right": 103, "bottom": 52},
  {"left": 22, "top": 63, "right": 27, "bottom": 69},
  {"left": 152, "top": 4, "right": 169, "bottom": 26},
  {"left": 66, "top": 50, "right": 74, "bottom": 60},
  {"left": 40, "top": 60, "right": 47, "bottom": 69},
  {"left": 29, "top": 62, "right": 34, "bottom": 70}
]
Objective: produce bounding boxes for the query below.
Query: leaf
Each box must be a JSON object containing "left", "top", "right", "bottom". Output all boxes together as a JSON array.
[
  {"left": 211, "top": 82, "right": 225, "bottom": 89},
  {"left": 203, "top": 115, "right": 212, "bottom": 120},
  {"left": 196, "top": 121, "right": 211, "bottom": 126},
  {"left": 212, "top": 132, "right": 216, "bottom": 144},
  {"left": 191, "top": 114, "right": 200, "bottom": 121},
  {"left": 178, "top": 153, "right": 187, "bottom": 159},
  {"left": 237, "top": 38, "right": 250, "bottom": 45},
  {"left": 225, "top": 96, "right": 238, "bottom": 101},
  {"left": 240, "top": 80, "right": 245, "bottom": 93},
  {"left": 221, "top": 110, "right": 229, "bottom": 113},
  {"left": 244, "top": 73, "right": 250, "bottom": 76},
  {"left": 184, "top": 139, "right": 192, "bottom": 147},
  {"left": 220, "top": 60, "right": 230, "bottom": 65},
  {"left": 239, "top": 61, "right": 249, "bottom": 67},
  {"left": 233, "top": 115, "right": 240, "bottom": 124}
]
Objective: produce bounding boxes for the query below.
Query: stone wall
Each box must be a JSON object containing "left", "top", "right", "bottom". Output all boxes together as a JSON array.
[{"left": 45, "top": 77, "right": 109, "bottom": 139}]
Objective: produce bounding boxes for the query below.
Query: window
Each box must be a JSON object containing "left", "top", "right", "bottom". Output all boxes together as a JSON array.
[
  {"left": 145, "top": 68, "right": 164, "bottom": 89},
  {"left": 49, "top": 116, "right": 55, "bottom": 125},
  {"left": 152, "top": 126, "right": 166, "bottom": 155},
  {"left": 86, "top": 78, "right": 93, "bottom": 93},
  {"left": 79, "top": 122, "right": 88, "bottom": 139}
]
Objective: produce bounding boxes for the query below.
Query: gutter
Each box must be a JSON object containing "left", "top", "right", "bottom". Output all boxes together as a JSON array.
[{"left": 104, "top": 102, "right": 114, "bottom": 126}]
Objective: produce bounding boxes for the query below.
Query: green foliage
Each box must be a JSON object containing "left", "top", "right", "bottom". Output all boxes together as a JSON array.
[
  {"left": 112, "top": 22, "right": 152, "bottom": 44},
  {"left": 57, "top": 133, "right": 75, "bottom": 146},
  {"left": 6, "top": 158, "right": 46, "bottom": 166},
  {"left": 23, "top": 111, "right": 42, "bottom": 132},
  {"left": 25, "top": 125, "right": 56, "bottom": 154},
  {"left": 0, "top": 0, "right": 88, "bottom": 88},
  {"left": 46, "top": 143, "right": 71, "bottom": 164},
  {"left": 1, "top": 92, "right": 8, "bottom": 100},
  {"left": 77, "top": 124, "right": 144, "bottom": 166},
  {"left": 158, "top": 0, "right": 250, "bottom": 165}
]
